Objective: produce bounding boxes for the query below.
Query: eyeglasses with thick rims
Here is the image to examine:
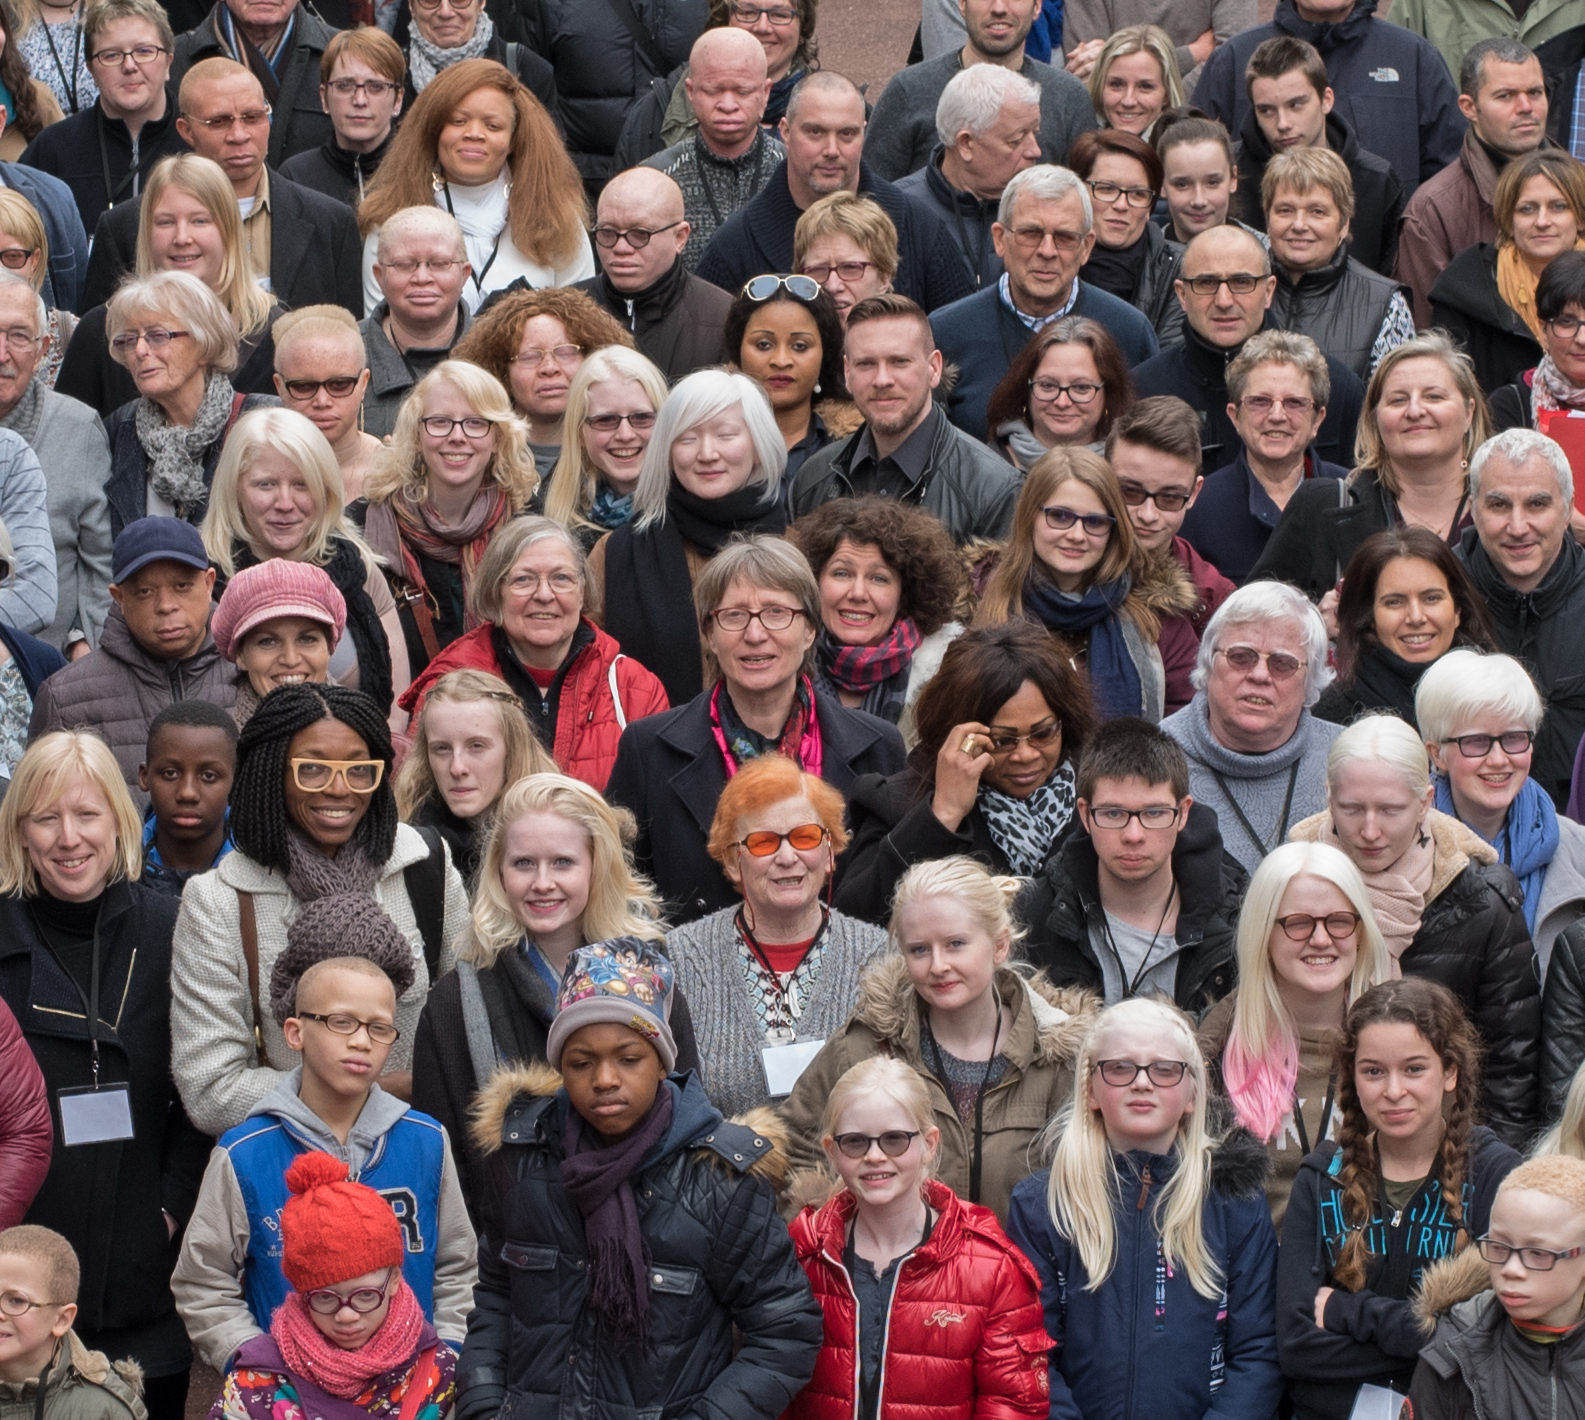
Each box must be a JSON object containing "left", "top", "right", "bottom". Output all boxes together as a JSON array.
[
  {"left": 1240, "top": 394, "right": 1316, "bottom": 418},
  {"left": 1274, "top": 911, "right": 1360, "bottom": 941},
  {"left": 187, "top": 106, "right": 272, "bottom": 130},
  {"left": 381, "top": 257, "right": 464, "bottom": 278},
  {"left": 0, "top": 247, "right": 35, "bottom": 270},
  {"left": 419, "top": 415, "right": 492, "bottom": 439},
  {"left": 1087, "top": 178, "right": 1156, "bottom": 208},
  {"left": 833, "top": 1130, "right": 919, "bottom": 1159},
  {"left": 1181, "top": 272, "right": 1265, "bottom": 297},
  {"left": 965, "top": 721, "right": 1062, "bottom": 756},
  {"left": 0, "top": 1292, "right": 71, "bottom": 1317},
  {"left": 91, "top": 43, "right": 168, "bottom": 66},
  {"left": 735, "top": 823, "right": 828, "bottom": 856},
  {"left": 742, "top": 273, "right": 822, "bottom": 302},
  {"left": 1005, "top": 224, "right": 1086, "bottom": 253},
  {"left": 1546, "top": 314, "right": 1585, "bottom": 341},
  {"left": 304, "top": 1269, "right": 397, "bottom": 1316},
  {"left": 591, "top": 221, "right": 683, "bottom": 250},
  {"left": 1095, "top": 1059, "right": 1190, "bottom": 1087},
  {"left": 1476, "top": 1239, "right": 1585, "bottom": 1271},
  {"left": 1042, "top": 505, "right": 1116, "bottom": 536},
  {"left": 289, "top": 758, "right": 385, "bottom": 793},
  {"left": 1030, "top": 378, "right": 1101, "bottom": 405},
  {"left": 1214, "top": 645, "right": 1304, "bottom": 679},
  {"left": 709, "top": 604, "right": 806, "bottom": 633},
  {"left": 731, "top": 2, "right": 797, "bottom": 22},
  {"left": 584, "top": 410, "right": 657, "bottom": 433},
  {"left": 1118, "top": 481, "right": 1191, "bottom": 512},
  {"left": 800, "top": 259, "right": 874, "bottom": 284},
  {"left": 511, "top": 344, "right": 582, "bottom": 369},
  {"left": 1087, "top": 803, "right": 1183, "bottom": 831},
  {"left": 295, "top": 1011, "right": 401, "bottom": 1044},
  {"left": 283, "top": 376, "right": 360, "bottom": 398},
  {"left": 1442, "top": 730, "right": 1534, "bottom": 758},
  {"left": 325, "top": 77, "right": 399, "bottom": 96},
  {"left": 507, "top": 570, "right": 580, "bottom": 598},
  {"left": 110, "top": 327, "right": 189, "bottom": 353}
]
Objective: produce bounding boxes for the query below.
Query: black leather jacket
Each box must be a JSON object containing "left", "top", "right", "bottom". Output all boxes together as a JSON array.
[{"left": 1542, "top": 920, "right": 1585, "bottom": 1121}]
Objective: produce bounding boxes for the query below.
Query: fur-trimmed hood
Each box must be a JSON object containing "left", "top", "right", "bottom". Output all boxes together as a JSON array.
[
  {"left": 952, "top": 540, "right": 1200, "bottom": 633},
  {"left": 0, "top": 1333, "right": 147, "bottom": 1417},
  {"left": 1413, "top": 1243, "right": 1492, "bottom": 1334},
  {"left": 1206, "top": 1098, "right": 1273, "bottom": 1200}
]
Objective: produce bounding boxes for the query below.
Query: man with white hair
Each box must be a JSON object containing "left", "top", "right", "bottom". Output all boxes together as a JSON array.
[
  {"left": 896, "top": 64, "right": 1043, "bottom": 290},
  {"left": 643, "top": 28, "right": 784, "bottom": 270},
  {"left": 1161, "top": 581, "right": 1343, "bottom": 875},
  {"left": 1460, "top": 428, "right": 1585, "bottom": 811},
  {"left": 359, "top": 207, "right": 473, "bottom": 439},
  {"left": 930, "top": 163, "right": 1159, "bottom": 440}
]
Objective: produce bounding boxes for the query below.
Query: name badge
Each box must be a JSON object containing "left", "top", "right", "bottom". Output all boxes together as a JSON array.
[
  {"left": 57, "top": 1085, "right": 134, "bottom": 1146},
  {"left": 762, "top": 1038, "right": 825, "bottom": 1097}
]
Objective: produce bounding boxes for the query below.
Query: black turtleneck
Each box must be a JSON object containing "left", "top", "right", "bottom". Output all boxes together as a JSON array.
[
  {"left": 598, "top": 255, "right": 689, "bottom": 323},
  {"left": 30, "top": 887, "right": 105, "bottom": 991},
  {"left": 1083, "top": 229, "right": 1151, "bottom": 303}
]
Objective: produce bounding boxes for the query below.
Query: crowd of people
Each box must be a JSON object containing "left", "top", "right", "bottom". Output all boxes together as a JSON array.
[{"left": 6, "top": 0, "right": 1585, "bottom": 1418}]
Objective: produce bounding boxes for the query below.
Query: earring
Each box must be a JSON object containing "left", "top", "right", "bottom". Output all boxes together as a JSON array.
[{"left": 814, "top": 381, "right": 821, "bottom": 394}]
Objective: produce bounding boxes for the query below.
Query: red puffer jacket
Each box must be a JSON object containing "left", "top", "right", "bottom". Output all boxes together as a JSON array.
[
  {"left": 398, "top": 618, "right": 669, "bottom": 791},
  {"left": 0, "top": 995, "right": 51, "bottom": 1228},
  {"left": 787, "top": 1178, "right": 1053, "bottom": 1420}
]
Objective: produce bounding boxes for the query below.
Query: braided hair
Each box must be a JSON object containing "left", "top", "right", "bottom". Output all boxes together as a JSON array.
[
  {"left": 230, "top": 685, "right": 397, "bottom": 875},
  {"left": 1331, "top": 978, "right": 1484, "bottom": 1292}
]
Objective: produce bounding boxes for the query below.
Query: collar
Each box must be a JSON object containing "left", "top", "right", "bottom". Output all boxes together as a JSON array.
[
  {"left": 322, "top": 129, "right": 392, "bottom": 178},
  {"left": 925, "top": 144, "right": 1000, "bottom": 218},
  {"left": 239, "top": 164, "right": 271, "bottom": 213},
  {"left": 96, "top": 81, "right": 176, "bottom": 141},
  {"left": 998, "top": 271, "right": 1078, "bottom": 330},
  {"left": 1276, "top": 237, "right": 1349, "bottom": 291},
  {"left": 852, "top": 402, "right": 940, "bottom": 487},
  {"left": 141, "top": 809, "right": 234, "bottom": 874},
  {"left": 600, "top": 253, "right": 690, "bottom": 319},
  {"left": 694, "top": 125, "right": 771, "bottom": 171}
]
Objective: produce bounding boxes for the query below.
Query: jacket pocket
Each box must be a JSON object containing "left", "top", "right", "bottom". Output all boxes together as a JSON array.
[
  {"left": 645, "top": 1263, "right": 704, "bottom": 1346},
  {"left": 501, "top": 1242, "right": 559, "bottom": 1271}
]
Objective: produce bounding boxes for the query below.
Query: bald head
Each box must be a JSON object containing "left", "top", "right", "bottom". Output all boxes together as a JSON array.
[
  {"left": 687, "top": 27, "right": 771, "bottom": 158},
  {"left": 596, "top": 167, "right": 689, "bottom": 293},
  {"left": 177, "top": 59, "right": 269, "bottom": 194},
  {"left": 692, "top": 24, "right": 767, "bottom": 77},
  {"left": 1177, "top": 223, "right": 1277, "bottom": 350},
  {"left": 1182, "top": 223, "right": 1271, "bottom": 278},
  {"left": 178, "top": 56, "right": 261, "bottom": 111}
]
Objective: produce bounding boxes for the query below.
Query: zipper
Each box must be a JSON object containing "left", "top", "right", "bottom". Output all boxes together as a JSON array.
[
  {"left": 822, "top": 1247, "right": 863, "bottom": 1420},
  {"left": 1137, "top": 1163, "right": 1152, "bottom": 1212}
]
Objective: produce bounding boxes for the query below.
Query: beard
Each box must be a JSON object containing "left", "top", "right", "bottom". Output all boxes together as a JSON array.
[{"left": 865, "top": 389, "right": 930, "bottom": 438}]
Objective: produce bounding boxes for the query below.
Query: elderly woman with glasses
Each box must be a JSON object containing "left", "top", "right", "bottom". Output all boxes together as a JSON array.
[
  {"left": 396, "top": 515, "right": 668, "bottom": 792},
  {"left": 984, "top": 316, "right": 1135, "bottom": 465},
  {"left": 400, "top": 0, "right": 554, "bottom": 110},
  {"left": 793, "top": 192, "right": 899, "bottom": 325},
  {"left": 607, "top": 535, "right": 906, "bottom": 927}
]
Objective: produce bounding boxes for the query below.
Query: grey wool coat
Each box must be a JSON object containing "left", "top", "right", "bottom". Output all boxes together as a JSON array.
[{"left": 664, "top": 906, "right": 890, "bottom": 1116}]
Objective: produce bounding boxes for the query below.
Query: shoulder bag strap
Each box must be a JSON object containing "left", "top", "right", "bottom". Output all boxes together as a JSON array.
[
  {"left": 601, "top": 0, "right": 666, "bottom": 75},
  {"left": 607, "top": 653, "right": 628, "bottom": 731},
  {"left": 454, "top": 960, "right": 501, "bottom": 1089},
  {"left": 237, "top": 889, "right": 267, "bottom": 1067},
  {"left": 403, "top": 825, "right": 447, "bottom": 983}
]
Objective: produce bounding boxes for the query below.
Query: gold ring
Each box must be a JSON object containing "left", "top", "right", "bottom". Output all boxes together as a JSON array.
[{"left": 961, "top": 734, "right": 978, "bottom": 756}]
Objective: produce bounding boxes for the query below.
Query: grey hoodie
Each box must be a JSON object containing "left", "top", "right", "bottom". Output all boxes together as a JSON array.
[{"left": 170, "top": 1069, "right": 477, "bottom": 1371}]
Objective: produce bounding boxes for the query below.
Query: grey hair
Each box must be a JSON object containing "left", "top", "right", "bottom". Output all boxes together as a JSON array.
[
  {"left": 1226, "top": 329, "right": 1330, "bottom": 407},
  {"left": 1460, "top": 36, "right": 1536, "bottom": 99},
  {"left": 376, "top": 206, "right": 467, "bottom": 264},
  {"left": 106, "top": 270, "right": 239, "bottom": 375},
  {"left": 691, "top": 535, "right": 821, "bottom": 680},
  {"left": 1192, "top": 581, "right": 1334, "bottom": 707},
  {"left": 632, "top": 369, "right": 787, "bottom": 530},
  {"left": 468, "top": 513, "right": 597, "bottom": 625},
  {"left": 0, "top": 270, "right": 46, "bottom": 334},
  {"left": 998, "top": 164, "right": 1093, "bottom": 233},
  {"left": 0, "top": 514, "right": 15, "bottom": 584},
  {"left": 935, "top": 64, "right": 1041, "bottom": 150},
  {"left": 1414, "top": 648, "right": 1544, "bottom": 748},
  {"left": 1469, "top": 427, "right": 1573, "bottom": 506}
]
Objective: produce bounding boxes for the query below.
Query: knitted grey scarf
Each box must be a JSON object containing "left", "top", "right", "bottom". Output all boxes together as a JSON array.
[
  {"left": 409, "top": 10, "right": 494, "bottom": 93},
  {"left": 134, "top": 373, "right": 234, "bottom": 518},
  {"left": 283, "top": 824, "right": 381, "bottom": 904}
]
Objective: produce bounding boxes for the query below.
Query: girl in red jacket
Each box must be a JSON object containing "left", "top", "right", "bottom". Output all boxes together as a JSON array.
[{"left": 787, "top": 1055, "right": 1053, "bottom": 1420}]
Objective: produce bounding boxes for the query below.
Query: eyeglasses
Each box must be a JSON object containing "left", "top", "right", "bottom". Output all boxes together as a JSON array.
[
  {"left": 289, "top": 758, "right": 385, "bottom": 793},
  {"left": 304, "top": 1270, "right": 396, "bottom": 1315},
  {"left": 1546, "top": 314, "right": 1585, "bottom": 340},
  {"left": 1087, "top": 178, "right": 1155, "bottom": 208},
  {"left": 710, "top": 604, "right": 806, "bottom": 632},
  {"left": 584, "top": 410, "right": 656, "bottom": 433},
  {"left": 187, "top": 106, "right": 272, "bottom": 130},
  {"left": 295, "top": 1011, "right": 401, "bottom": 1045},
  {"left": 1042, "top": 505, "right": 1116, "bottom": 535},
  {"left": 1030, "top": 378, "right": 1101, "bottom": 405},
  {"left": 511, "top": 344, "right": 582, "bottom": 369},
  {"left": 1442, "top": 730, "right": 1534, "bottom": 758},
  {"left": 1095, "top": 1060, "right": 1190, "bottom": 1087},
  {"left": 1118, "top": 481, "right": 1191, "bottom": 512},
  {"left": 109, "top": 327, "right": 189, "bottom": 353},
  {"left": 1476, "top": 1239, "right": 1585, "bottom": 1272},
  {"left": 0, "top": 247, "right": 35, "bottom": 270},
  {"left": 325, "top": 77, "right": 399, "bottom": 97},
  {"left": 736, "top": 823, "right": 828, "bottom": 856},
  {"left": 1005, "top": 225, "right": 1086, "bottom": 253},
  {"left": 506, "top": 570, "right": 580, "bottom": 597},
  {"left": 832, "top": 1130, "right": 919, "bottom": 1159},
  {"left": 420, "top": 415, "right": 492, "bottom": 438},
  {"left": 1214, "top": 645, "right": 1304, "bottom": 679},
  {"left": 731, "top": 2, "right": 798, "bottom": 22},
  {"left": 1240, "top": 394, "right": 1316, "bottom": 418},
  {"left": 380, "top": 258, "right": 464, "bottom": 278},
  {"left": 1181, "top": 272, "right": 1266, "bottom": 296},
  {"left": 1275, "top": 911, "right": 1360, "bottom": 942},
  {"left": 973, "top": 721, "right": 1062, "bottom": 756},
  {"left": 800, "top": 259, "right": 874, "bottom": 284},
  {"left": 0, "top": 1292, "right": 71, "bottom": 1318},
  {"left": 0, "top": 327, "right": 39, "bottom": 350},
  {"left": 92, "top": 43, "right": 167, "bottom": 65},
  {"left": 283, "top": 376, "right": 360, "bottom": 398},
  {"left": 1087, "top": 803, "right": 1183, "bottom": 831},
  {"left": 591, "top": 221, "right": 682, "bottom": 249},
  {"left": 742, "top": 273, "right": 822, "bottom": 302}
]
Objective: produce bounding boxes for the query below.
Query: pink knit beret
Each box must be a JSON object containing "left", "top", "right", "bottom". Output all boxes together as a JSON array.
[{"left": 211, "top": 560, "right": 348, "bottom": 662}]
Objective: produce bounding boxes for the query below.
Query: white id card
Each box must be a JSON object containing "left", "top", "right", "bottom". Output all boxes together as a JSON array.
[
  {"left": 58, "top": 1086, "right": 135, "bottom": 1146},
  {"left": 1348, "top": 1385, "right": 1407, "bottom": 1420},
  {"left": 762, "top": 1038, "right": 825, "bottom": 1097}
]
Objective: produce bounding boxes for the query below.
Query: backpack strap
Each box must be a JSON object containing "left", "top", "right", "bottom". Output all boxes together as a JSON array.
[
  {"left": 403, "top": 825, "right": 448, "bottom": 984},
  {"left": 226, "top": 391, "right": 247, "bottom": 433},
  {"left": 454, "top": 959, "right": 501, "bottom": 1089},
  {"left": 607, "top": 653, "right": 628, "bottom": 731},
  {"left": 236, "top": 889, "right": 267, "bottom": 1067}
]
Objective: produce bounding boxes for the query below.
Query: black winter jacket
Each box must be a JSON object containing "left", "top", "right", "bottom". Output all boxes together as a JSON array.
[
  {"left": 574, "top": 257, "right": 734, "bottom": 382},
  {"left": 0, "top": 882, "right": 211, "bottom": 1375},
  {"left": 894, "top": 146, "right": 1003, "bottom": 291},
  {"left": 1275, "top": 1127, "right": 1521, "bottom": 1420},
  {"left": 1429, "top": 243, "right": 1544, "bottom": 396},
  {"left": 1250, "top": 466, "right": 1397, "bottom": 598},
  {"left": 1269, "top": 240, "right": 1407, "bottom": 382},
  {"left": 1013, "top": 801, "right": 1244, "bottom": 1017},
  {"left": 1235, "top": 109, "right": 1404, "bottom": 276},
  {"left": 1460, "top": 529, "right": 1585, "bottom": 812},
  {"left": 457, "top": 1065, "right": 823, "bottom": 1420},
  {"left": 1132, "top": 219, "right": 1188, "bottom": 349},
  {"left": 514, "top": 0, "right": 707, "bottom": 187},
  {"left": 278, "top": 131, "right": 392, "bottom": 209},
  {"left": 1489, "top": 375, "right": 1537, "bottom": 433},
  {"left": 1541, "top": 919, "right": 1585, "bottom": 1121}
]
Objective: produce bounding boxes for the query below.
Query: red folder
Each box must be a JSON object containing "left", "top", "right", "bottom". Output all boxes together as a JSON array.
[{"left": 1537, "top": 407, "right": 1585, "bottom": 515}]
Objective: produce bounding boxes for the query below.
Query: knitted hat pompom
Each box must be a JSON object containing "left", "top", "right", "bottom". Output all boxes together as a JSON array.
[{"left": 280, "top": 1151, "right": 405, "bottom": 1292}]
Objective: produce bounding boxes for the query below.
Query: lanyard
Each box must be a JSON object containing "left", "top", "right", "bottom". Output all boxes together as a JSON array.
[
  {"left": 97, "top": 110, "right": 140, "bottom": 211},
  {"left": 32, "top": 900, "right": 107, "bottom": 1085},
  {"left": 437, "top": 179, "right": 503, "bottom": 297},
  {"left": 921, "top": 1006, "right": 1001, "bottom": 1204},
  {"left": 37, "top": 9, "right": 83, "bottom": 115},
  {"left": 1211, "top": 760, "right": 1299, "bottom": 860},
  {"left": 736, "top": 906, "right": 825, "bottom": 1032},
  {"left": 1292, "top": 1072, "right": 1336, "bottom": 1157},
  {"left": 693, "top": 133, "right": 765, "bottom": 233},
  {"left": 32, "top": 1341, "right": 61, "bottom": 1420},
  {"left": 1097, "top": 881, "right": 1179, "bottom": 1000}
]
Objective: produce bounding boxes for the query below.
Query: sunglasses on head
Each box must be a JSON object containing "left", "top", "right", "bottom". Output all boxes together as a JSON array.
[
  {"left": 742, "top": 274, "right": 823, "bottom": 303},
  {"left": 735, "top": 823, "right": 828, "bottom": 856}
]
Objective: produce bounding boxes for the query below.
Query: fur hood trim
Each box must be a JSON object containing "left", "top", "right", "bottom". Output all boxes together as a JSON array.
[
  {"left": 851, "top": 954, "right": 1099, "bottom": 1067},
  {"left": 815, "top": 398, "right": 864, "bottom": 438},
  {"left": 1132, "top": 547, "right": 1201, "bottom": 620},
  {"left": 65, "top": 1332, "right": 144, "bottom": 1402},
  {"left": 1413, "top": 1245, "right": 1491, "bottom": 1333},
  {"left": 1209, "top": 1121, "right": 1272, "bottom": 1198},
  {"left": 1288, "top": 807, "right": 1496, "bottom": 901},
  {"left": 696, "top": 1105, "right": 793, "bottom": 1187}
]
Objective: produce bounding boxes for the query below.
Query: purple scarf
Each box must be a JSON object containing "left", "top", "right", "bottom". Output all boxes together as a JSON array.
[{"left": 559, "top": 1083, "right": 675, "bottom": 1350}]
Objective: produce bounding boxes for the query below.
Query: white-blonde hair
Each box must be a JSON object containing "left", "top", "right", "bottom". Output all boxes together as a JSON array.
[
  {"left": 886, "top": 854, "right": 1025, "bottom": 955},
  {"left": 1415, "top": 648, "right": 1544, "bottom": 749},
  {"left": 107, "top": 270, "right": 239, "bottom": 376},
  {"left": 1326, "top": 712, "right": 1431, "bottom": 798},
  {"left": 1534, "top": 1058, "right": 1585, "bottom": 1160},
  {"left": 821, "top": 1056, "right": 941, "bottom": 1182},
  {"left": 1043, "top": 997, "right": 1220, "bottom": 1297}
]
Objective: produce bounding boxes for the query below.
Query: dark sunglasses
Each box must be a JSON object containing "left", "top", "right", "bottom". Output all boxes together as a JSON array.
[
  {"left": 1215, "top": 645, "right": 1304, "bottom": 680},
  {"left": 283, "top": 376, "right": 360, "bottom": 398},
  {"left": 832, "top": 1130, "right": 920, "bottom": 1159}
]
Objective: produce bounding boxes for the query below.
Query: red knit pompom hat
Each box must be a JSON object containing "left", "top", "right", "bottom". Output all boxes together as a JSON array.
[{"left": 280, "top": 1152, "right": 404, "bottom": 1292}]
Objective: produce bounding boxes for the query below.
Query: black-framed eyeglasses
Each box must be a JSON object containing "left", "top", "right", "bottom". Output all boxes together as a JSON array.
[
  {"left": 731, "top": 2, "right": 797, "bottom": 23},
  {"left": 1118, "top": 481, "right": 1191, "bottom": 512},
  {"left": 736, "top": 823, "right": 828, "bottom": 856},
  {"left": 0, "top": 246, "right": 35, "bottom": 270},
  {"left": 325, "top": 77, "right": 398, "bottom": 96},
  {"left": 0, "top": 1292, "right": 71, "bottom": 1318},
  {"left": 710, "top": 604, "right": 805, "bottom": 633},
  {"left": 1095, "top": 1060, "right": 1190, "bottom": 1087},
  {"left": 1214, "top": 645, "right": 1304, "bottom": 680},
  {"left": 91, "top": 43, "right": 168, "bottom": 65},
  {"left": 742, "top": 273, "right": 822, "bottom": 302},
  {"left": 800, "top": 259, "right": 874, "bottom": 284},
  {"left": 584, "top": 410, "right": 656, "bottom": 433},
  {"left": 1042, "top": 505, "right": 1116, "bottom": 535},
  {"left": 591, "top": 221, "right": 682, "bottom": 250},
  {"left": 1181, "top": 272, "right": 1265, "bottom": 296},
  {"left": 304, "top": 1269, "right": 397, "bottom": 1315},
  {"left": 1442, "top": 731, "right": 1534, "bottom": 758},
  {"left": 1030, "top": 378, "right": 1101, "bottom": 405},
  {"left": 283, "top": 376, "right": 360, "bottom": 398},
  {"left": 110, "top": 327, "right": 189, "bottom": 353},
  {"left": 1476, "top": 1239, "right": 1585, "bottom": 1271},
  {"left": 295, "top": 1011, "right": 401, "bottom": 1045},
  {"left": 833, "top": 1130, "right": 920, "bottom": 1159},
  {"left": 1275, "top": 911, "right": 1360, "bottom": 941},
  {"left": 1546, "top": 314, "right": 1585, "bottom": 341},
  {"left": 1087, "top": 803, "right": 1184, "bottom": 831},
  {"left": 420, "top": 415, "right": 492, "bottom": 439},
  {"left": 1086, "top": 178, "right": 1156, "bottom": 208}
]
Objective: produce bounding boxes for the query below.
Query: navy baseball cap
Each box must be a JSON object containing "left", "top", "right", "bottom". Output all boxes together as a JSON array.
[{"left": 112, "top": 517, "right": 211, "bottom": 584}]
